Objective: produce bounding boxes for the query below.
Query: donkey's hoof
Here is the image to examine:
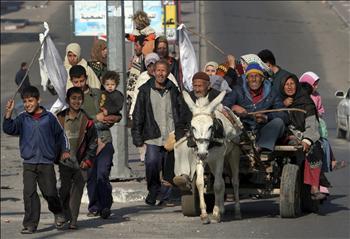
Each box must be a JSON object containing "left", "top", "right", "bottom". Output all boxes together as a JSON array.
[{"left": 200, "top": 215, "right": 210, "bottom": 224}]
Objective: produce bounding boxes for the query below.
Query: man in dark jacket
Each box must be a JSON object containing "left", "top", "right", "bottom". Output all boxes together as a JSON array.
[
  {"left": 223, "top": 63, "right": 288, "bottom": 152},
  {"left": 15, "top": 62, "right": 31, "bottom": 94},
  {"left": 257, "top": 49, "right": 290, "bottom": 94},
  {"left": 131, "top": 59, "right": 183, "bottom": 206},
  {"left": 173, "top": 72, "right": 222, "bottom": 191}
]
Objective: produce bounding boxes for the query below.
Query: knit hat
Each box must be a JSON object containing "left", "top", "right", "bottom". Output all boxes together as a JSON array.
[
  {"left": 299, "top": 71, "right": 319, "bottom": 88},
  {"left": 145, "top": 53, "right": 160, "bottom": 67},
  {"left": 217, "top": 63, "right": 228, "bottom": 74},
  {"left": 245, "top": 63, "right": 264, "bottom": 76},
  {"left": 192, "top": 71, "right": 210, "bottom": 81}
]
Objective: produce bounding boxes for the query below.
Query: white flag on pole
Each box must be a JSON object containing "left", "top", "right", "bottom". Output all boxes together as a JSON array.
[
  {"left": 39, "top": 22, "right": 68, "bottom": 112},
  {"left": 177, "top": 24, "right": 198, "bottom": 91}
]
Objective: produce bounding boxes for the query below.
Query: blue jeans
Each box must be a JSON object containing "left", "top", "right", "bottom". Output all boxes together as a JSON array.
[
  {"left": 256, "top": 118, "right": 285, "bottom": 151},
  {"left": 87, "top": 143, "right": 114, "bottom": 213},
  {"left": 145, "top": 144, "right": 171, "bottom": 201}
]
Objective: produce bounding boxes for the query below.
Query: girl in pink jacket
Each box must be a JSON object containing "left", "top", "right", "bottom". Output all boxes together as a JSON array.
[
  {"left": 299, "top": 71, "right": 325, "bottom": 117},
  {"left": 300, "top": 71, "right": 346, "bottom": 196}
]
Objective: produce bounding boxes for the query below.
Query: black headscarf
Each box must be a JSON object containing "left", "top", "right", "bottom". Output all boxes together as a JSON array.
[{"left": 280, "top": 73, "right": 318, "bottom": 131}]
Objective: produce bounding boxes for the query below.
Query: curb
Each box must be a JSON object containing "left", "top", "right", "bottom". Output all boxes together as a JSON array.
[
  {"left": 81, "top": 184, "right": 148, "bottom": 204},
  {"left": 3, "top": 20, "right": 29, "bottom": 30}
]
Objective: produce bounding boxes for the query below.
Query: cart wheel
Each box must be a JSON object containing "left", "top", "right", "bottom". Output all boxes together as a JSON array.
[
  {"left": 181, "top": 174, "right": 200, "bottom": 216},
  {"left": 280, "top": 164, "right": 301, "bottom": 218}
]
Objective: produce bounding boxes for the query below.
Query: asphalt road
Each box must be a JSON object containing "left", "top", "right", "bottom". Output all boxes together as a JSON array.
[{"left": 1, "top": 1, "right": 349, "bottom": 239}]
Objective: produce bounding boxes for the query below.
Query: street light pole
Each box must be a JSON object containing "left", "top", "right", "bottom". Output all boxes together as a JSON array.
[
  {"left": 107, "top": 0, "right": 132, "bottom": 179},
  {"left": 133, "top": 0, "right": 143, "bottom": 12}
]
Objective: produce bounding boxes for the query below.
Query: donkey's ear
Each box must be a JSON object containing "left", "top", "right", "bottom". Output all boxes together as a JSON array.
[
  {"left": 183, "top": 91, "right": 196, "bottom": 112},
  {"left": 208, "top": 91, "right": 226, "bottom": 112}
]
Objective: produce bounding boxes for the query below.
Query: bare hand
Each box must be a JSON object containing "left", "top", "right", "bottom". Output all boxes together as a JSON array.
[
  {"left": 226, "top": 54, "right": 236, "bottom": 69},
  {"left": 255, "top": 113, "right": 268, "bottom": 123},
  {"left": 302, "top": 141, "right": 310, "bottom": 152},
  {"left": 5, "top": 98, "right": 15, "bottom": 119},
  {"left": 232, "top": 105, "right": 247, "bottom": 116},
  {"left": 104, "top": 115, "right": 121, "bottom": 124},
  {"left": 60, "top": 152, "right": 70, "bottom": 161},
  {"left": 96, "top": 112, "right": 106, "bottom": 123},
  {"left": 283, "top": 97, "right": 293, "bottom": 107},
  {"left": 80, "top": 161, "right": 89, "bottom": 169}
]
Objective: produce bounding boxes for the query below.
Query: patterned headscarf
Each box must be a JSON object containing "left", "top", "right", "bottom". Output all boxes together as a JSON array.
[{"left": 240, "top": 54, "right": 272, "bottom": 75}]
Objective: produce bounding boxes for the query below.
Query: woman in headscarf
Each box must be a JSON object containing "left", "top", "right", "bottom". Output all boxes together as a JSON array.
[
  {"left": 280, "top": 73, "right": 325, "bottom": 200},
  {"left": 64, "top": 42, "right": 100, "bottom": 90},
  {"left": 203, "top": 61, "right": 218, "bottom": 76},
  {"left": 88, "top": 39, "right": 108, "bottom": 83}
]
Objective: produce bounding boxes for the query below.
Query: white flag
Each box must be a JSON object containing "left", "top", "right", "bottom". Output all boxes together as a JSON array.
[
  {"left": 177, "top": 24, "right": 198, "bottom": 91},
  {"left": 39, "top": 22, "right": 67, "bottom": 112}
]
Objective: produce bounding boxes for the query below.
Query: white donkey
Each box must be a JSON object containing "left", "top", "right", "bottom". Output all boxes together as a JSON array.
[{"left": 182, "top": 91, "right": 242, "bottom": 224}]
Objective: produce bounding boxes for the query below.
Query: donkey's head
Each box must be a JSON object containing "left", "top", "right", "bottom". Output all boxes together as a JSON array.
[{"left": 183, "top": 91, "right": 226, "bottom": 160}]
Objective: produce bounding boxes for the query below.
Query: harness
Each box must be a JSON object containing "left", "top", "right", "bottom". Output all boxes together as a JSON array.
[{"left": 188, "top": 112, "right": 224, "bottom": 149}]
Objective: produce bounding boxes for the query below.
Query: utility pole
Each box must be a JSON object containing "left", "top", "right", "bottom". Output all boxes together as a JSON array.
[
  {"left": 163, "top": 1, "right": 167, "bottom": 37},
  {"left": 107, "top": 0, "right": 132, "bottom": 179},
  {"left": 133, "top": 1, "right": 143, "bottom": 12},
  {"left": 131, "top": 1, "right": 143, "bottom": 54}
]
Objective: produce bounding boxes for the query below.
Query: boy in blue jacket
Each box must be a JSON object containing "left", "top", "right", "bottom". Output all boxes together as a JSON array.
[{"left": 3, "top": 86, "right": 69, "bottom": 234}]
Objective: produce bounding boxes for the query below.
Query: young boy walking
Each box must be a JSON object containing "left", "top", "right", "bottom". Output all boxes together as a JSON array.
[
  {"left": 56, "top": 87, "right": 97, "bottom": 229},
  {"left": 3, "top": 86, "right": 68, "bottom": 234}
]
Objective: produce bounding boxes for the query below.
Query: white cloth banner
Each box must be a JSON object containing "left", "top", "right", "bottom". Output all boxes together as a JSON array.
[
  {"left": 177, "top": 24, "right": 198, "bottom": 91},
  {"left": 39, "top": 22, "right": 67, "bottom": 112}
]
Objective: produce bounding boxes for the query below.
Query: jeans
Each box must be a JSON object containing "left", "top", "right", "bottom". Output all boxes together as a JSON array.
[
  {"left": 145, "top": 144, "right": 172, "bottom": 202},
  {"left": 87, "top": 143, "right": 114, "bottom": 213}
]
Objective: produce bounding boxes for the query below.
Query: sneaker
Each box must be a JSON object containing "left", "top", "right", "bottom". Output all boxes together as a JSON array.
[
  {"left": 21, "top": 226, "right": 37, "bottom": 234},
  {"left": 173, "top": 175, "right": 191, "bottom": 191},
  {"left": 87, "top": 211, "right": 100, "bottom": 217},
  {"left": 157, "top": 200, "right": 176, "bottom": 207},
  {"left": 100, "top": 208, "right": 111, "bottom": 219},
  {"left": 54, "top": 213, "right": 66, "bottom": 229}
]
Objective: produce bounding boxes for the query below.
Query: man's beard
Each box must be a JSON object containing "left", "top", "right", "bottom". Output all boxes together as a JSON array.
[{"left": 194, "top": 92, "right": 205, "bottom": 98}]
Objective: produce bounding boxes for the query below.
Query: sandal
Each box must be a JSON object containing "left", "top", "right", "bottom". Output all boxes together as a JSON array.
[
  {"left": 332, "top": 160, "right": 347, "bottom": 171},
  {"left": 311, "top": 192, "right": 326, "bottom": 201}
]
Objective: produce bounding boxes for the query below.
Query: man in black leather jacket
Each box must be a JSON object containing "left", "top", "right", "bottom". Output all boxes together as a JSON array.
[{"left": 131, "top": 59, "right": 183, "bottom": 206}]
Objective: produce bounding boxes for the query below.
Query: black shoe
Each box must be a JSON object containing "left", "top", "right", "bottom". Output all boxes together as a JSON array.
[
  {"left": 21, "top": 226, "right": 37, "bottom": 234},
  {"left": 145, "top": 193, "right": 156, "bottom": 206},
  {"left": 87, "top": 211, "right": 100, "bottom": 217},
  {"left": 100, "top": 208, "right": 111, "bottom": 219},
  {"left": 54, "top": 213, "right": 66, "bottom": 229}
]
